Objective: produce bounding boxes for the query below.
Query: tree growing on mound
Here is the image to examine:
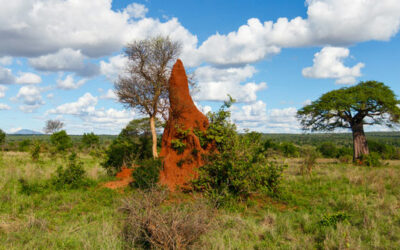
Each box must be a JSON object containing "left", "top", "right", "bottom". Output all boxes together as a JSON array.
[
  {"left": 102, "top": 118, "right": 161, "bottom": 175},
  {"left": 115, "top": 36, "right": 181, "bottom": 158},
  {"left": 297, "top": 81, "right": 400, "bottom": 161}
]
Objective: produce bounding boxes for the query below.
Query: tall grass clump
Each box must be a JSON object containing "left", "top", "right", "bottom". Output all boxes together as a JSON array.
[{"left": 300, "top": 146, "right": 319, "bottom": 175}]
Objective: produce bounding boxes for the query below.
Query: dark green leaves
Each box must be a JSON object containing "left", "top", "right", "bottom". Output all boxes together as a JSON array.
[{"left": 297, "top": 81, "right": 400, "bottom": 131}]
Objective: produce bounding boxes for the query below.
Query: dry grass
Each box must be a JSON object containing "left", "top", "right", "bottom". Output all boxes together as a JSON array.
[{"left": 120, "top": 188, "right": 214, "bottom": 249}]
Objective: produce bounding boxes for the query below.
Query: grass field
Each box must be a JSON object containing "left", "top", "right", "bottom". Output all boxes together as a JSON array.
[{"left": 1, "top": 152, "right": 399, "bottom": 249}]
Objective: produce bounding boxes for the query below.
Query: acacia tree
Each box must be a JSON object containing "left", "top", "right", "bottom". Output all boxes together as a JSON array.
[
  {"left": 44, "top": 120, "right": 64, "bottom": 134},
  {"left": 297, "top": 81, "right": 400, "bottom": 161},
  {"left": 115, "top": 36, "right": 181, "bottom": 158}
]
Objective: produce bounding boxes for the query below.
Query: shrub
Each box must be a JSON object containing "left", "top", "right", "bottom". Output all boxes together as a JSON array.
[
  {"left": 19, "top": 178, "right": 49, "bottom": 195},
  {"left": 339, "top": 155, "right": 353, "bottom": 164},
  {"left": 279, "top": 142, "right": 299, "bottom": 157},
  {"left": 170, "top": 139, "right": 186, "bottom": 154},
  {"left": 359, "top": 152, "right": 382, "bottom": 167},
  {"left": 318, "top": 212, "right": 350, "bottom": 228},
  {"left": 120, "top": 188, "right": 212, "bottom": 249},
  {"left": 18, "top": 139, "right": 31, "bottom": 152},
  {"left": 30, "top": 141, "right": 41, "bottom": 161},
  {"left": 102, "top": 119, "right": 153, "bottom": 175},
  {"left": 368, "top": 140, "right": 398, "bottom": 159},
  {"left": 131, "top": 158, "right": 162, "bottom": 190},
  {"left": 52, "top": 153, "right": 92, "bottom": 189},
  {"left": 317, "top": 142, "right": 338, "bottom": 158},
  {"left": 50, "top": 130, "right": 72, "bottom": 152},
  {"left": 19, "top": 153, "right": 92, "bottom": 194},
  {"left": 300, "top": 146, "right": 319, "bottom": 175},
  {"left": 192, "top": 99, "right": 286, "bottom": 206},
  {"left": 0, "top": 129, "right": 5, "bottom": 148},
  {"left": 81, "top": 132, "right": 100, "bottom": 149},
  {"left": 336, "top": 146, "right": 353, "bottom": 158}
]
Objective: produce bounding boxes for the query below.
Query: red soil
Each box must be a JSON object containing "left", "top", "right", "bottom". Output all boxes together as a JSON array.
[
  {"left": 102, "top": 167, "right": 134, "bottom": 190},
  {"left": 159, "top": 59, "right": 211, "bottom": 191}
]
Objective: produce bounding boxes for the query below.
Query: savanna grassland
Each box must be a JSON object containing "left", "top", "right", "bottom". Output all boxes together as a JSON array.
[{"left": 1, "top": 149, "right": 400, "bottom": 249}]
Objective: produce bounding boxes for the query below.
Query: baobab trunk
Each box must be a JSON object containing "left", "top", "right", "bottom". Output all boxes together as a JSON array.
[
  {"left": 149, "top": 116, "right": 158, "bottom": 158},
  {"left": 351, "top": 122, "right": 369, "bottom": 162}
]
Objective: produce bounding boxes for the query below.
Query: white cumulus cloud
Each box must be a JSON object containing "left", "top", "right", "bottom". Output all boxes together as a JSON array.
[
  {"left": 15, "top": 72, "right": 42, "bottom": 84},
  {"left": 57, "top": 75, "right": 87, "bottom": 90},
  {"left": 14, "top": 85, "right": 45, "bottom": 112},
  {"left": 194, "top": 65, "right": 267, "bottom": 102},
  {"left": 125, "top": 3, "right": 148, "bottom": 19},
  {"left": 0, "top": 85, "right": 7, "bottom": 98},
  {"left": 0, "top": 103, "right": 11, "bottom": 110},
  {"left": 100, "top": 89, "right": 118, "bottom": 100},
  {"left": 302, "top": 47, "right": 364, "bottom": 84},
  {"left": 47, "top": 92, "right": 135, "bottom": 130}
]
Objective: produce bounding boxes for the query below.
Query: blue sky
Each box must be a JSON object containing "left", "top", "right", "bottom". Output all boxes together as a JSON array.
[{"left": 0, "top": 0, "right": 399, "bottom": 134}]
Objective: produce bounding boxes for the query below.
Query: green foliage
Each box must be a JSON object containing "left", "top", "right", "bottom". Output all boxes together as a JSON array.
[
  {"left": 50, "top": 130, "right": 72, "bottom": 152},
  {"left": 194, "top": 96, "right": 237, "bottom": 151},
  {"left": 102, "top": 118, "right": 153, "bottom": 175},
  {"left": 368, "top": 140, "right": 400, "bottom": 159},
  {"left": 30, "top": 141, "right": 41, "bottom": 161},
  {"left": 359, "top": 152, "right": 382, "bottom": 167},
  {"left": 298, "top": 81, "right": 400, "bottom": 132},
  {"left": 18, "top": 139, "right": 31, "bottom": 152},
  {"left": 52, "top": 153, "right": 92, "bottom": 190},
  {"left": 317, "top": 142, "right": 338, "bottom": 158},
  {"left": 18, "top": 178, "right": 47, "bottom": 195},
  {"left": 131, "top": 159, "right": 162, "bottom": 190},
  {"left": 280, "top": 142, "right": 299, "bottom": 157},
  {"left": 170, "top": 139, "right": 186, "bottom": 154},
  {"left": 318, "top": 212, "right": 350, "bottom": 228},
  {"left": 81, "top": 132, "right": 100, "bottom": 149},
  {"left": 19, "top": 153, "right": 92, "bottom": 195},
  {"left": 301, "top": 146, "right": 319, "bottom": 175},
  {"left": 193, "top": 99, "right": 286, "bottom": 206},
  {"left": 0, "top": 129, "right": 5, "bottom": 146}
]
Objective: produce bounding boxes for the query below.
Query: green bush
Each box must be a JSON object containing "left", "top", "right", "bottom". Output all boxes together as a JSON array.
[
  {"left": 359, "top": 152, "right": 382, "bottom": 167},
  {"left": 81, "top": 132, "right": 100, "bottom": 149},
  {"left": 18, "top": 139, "right": 31, "bottom": 152},
  {"left": 19, "top": 153, "right": 92, "bottom": 194},
  {"left": 131, "top": 158, "right": 162, "bottom": 190},
  {"left": 192, "top": 99, "right": 286, "bottom": 206},
  {"left": 317, "top": 142, "right": 338, "bottom": 158},
  {"left": 52, "top": 153, "right": 92, "bottom": 189},
  {"left": 30, "top": 141, "right": 41, "bottom": 161},
  {"left": 368, "top": 140, "right": 398, "bottom": 159},
  {"left": 336, "top": 146, "right": 353, "bottom": 158},
  {"left": 300, "top": 146, "right": 319, "bottom": 175},
  {"left": 50, "top": 130, "right": 72, "bottom": 152},
  {"left": 279, "top": 142, "right": 299, "bottom": 157},
  {"left": 0, "top": 129, "right": 5, "bottom": 148},
  {"left": 318, "top": 212, "right": 350, "bottom": 228},
  {"left": 102, "top": 119, "right": 153, "bottom": 175}
]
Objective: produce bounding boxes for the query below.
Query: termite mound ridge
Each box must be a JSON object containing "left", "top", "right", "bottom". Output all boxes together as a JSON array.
[{"left": 159, "top": 59, "right": 210, "bottom": 191}]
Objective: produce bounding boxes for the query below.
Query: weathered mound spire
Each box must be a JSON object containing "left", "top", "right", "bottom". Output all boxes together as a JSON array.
[{"left": 159, "top": 59, "right": 210, "bottom": 190}]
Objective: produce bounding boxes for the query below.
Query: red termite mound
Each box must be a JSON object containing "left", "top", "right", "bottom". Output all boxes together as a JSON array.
[{"left": 159, "top": 59, "right": 209, "bottom": 191}]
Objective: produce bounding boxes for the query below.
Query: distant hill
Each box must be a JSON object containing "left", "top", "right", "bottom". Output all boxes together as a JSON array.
[{"left": 13, "top": 129, "right": 43, "bottom": 135}]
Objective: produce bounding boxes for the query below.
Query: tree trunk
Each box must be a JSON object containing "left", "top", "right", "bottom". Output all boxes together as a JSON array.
[
  {"left": 351, "top": 122, "right": 369, "bottom": 162},
  {"left": 149, "top": 116, "right": 158, "bottom": 158}
]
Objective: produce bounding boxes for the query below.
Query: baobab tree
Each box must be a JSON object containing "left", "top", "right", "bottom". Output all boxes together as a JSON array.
[
  {"left": 115, "top": 36, "right": 181, "bottom": 158},
  {"left": 297, "top": 81, "right": 400, "bottom": 161}
]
